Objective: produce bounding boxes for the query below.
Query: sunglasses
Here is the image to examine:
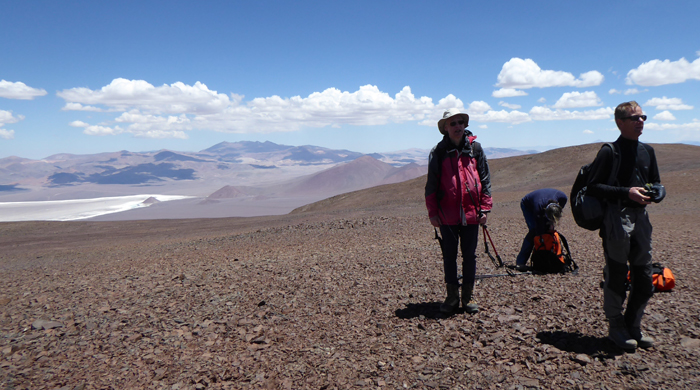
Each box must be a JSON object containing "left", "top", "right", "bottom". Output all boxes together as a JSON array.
[
  {"left": 449, "top": 120, "right": 466, "bottom": 127},
  {"left": 621, "top": 115, "right": 647, "bottom": 122}
]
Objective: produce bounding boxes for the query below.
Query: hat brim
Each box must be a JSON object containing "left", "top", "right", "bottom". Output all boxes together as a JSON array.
[{"left": 438, "top": 113, "right": 470, "bottom": 134}]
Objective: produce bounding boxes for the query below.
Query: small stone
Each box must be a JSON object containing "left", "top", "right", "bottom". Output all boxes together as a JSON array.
[
  {"left": 31, "top": 319, "right": 64, "bottom": 330},
  {"left": 681, "top": 338, "right": 700, "bottom": 349},
  {"left": 572, "top": 354, "right": 591, "bottom": 365}
]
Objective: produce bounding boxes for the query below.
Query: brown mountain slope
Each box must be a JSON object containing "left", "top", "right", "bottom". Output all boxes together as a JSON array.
[
  {"left": 1, "top": 143, "right": 699, "bottom": 389},
  {"left": 292, "top": 142, "right": 700, "bottom": 214},
  {"left": 280, "top": 155, "right": 399, "bottom": 196}
]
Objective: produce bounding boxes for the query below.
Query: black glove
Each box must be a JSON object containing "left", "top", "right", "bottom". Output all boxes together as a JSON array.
[{"left": 644, "top": 183, "right": 666, "bottom": 203}]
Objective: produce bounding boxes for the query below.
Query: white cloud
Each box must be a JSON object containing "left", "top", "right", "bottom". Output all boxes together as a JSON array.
[
  {"left": 624, "top": 88, "right": 647, "bottom": 95},
  {"left": 467, "top": 101, "right": 492, "bottom": 114},
  {"left": 552, "top": 91, "right": 602, "bottom": 109},
  {"left": 470, "top": 110, "right": 531, "bottom": 124},
  {"left": 0, "top": 129, "right": 14, "bottom": 139},
  {"left": 478, "top": 125, "right": 488, "bottom": 129},
  {"left": 492, "top": 88, "right": 527, "bottom": 98},
  {"left": 60, "top": 80, "right": 445, "bottom": 138},
  {"left": 529, "top": 106, "right": 614, "bottom": 121},
  {"left": 0, "top": 109, "right": 23, "bottom": 124},
  {"left": 496, "top": 58, "right": 604, "bottom": 89},
  {"left": 583, "top": 130, "right": 594, "bottom": 134},
  {"left": 0, "top": 110, "right": 24, "bottom": 140},
  {"left": 609, "top": 89, "right": 621, "bottom": 94},
  {"left": 644, "top": 119, "right": 700, "bottom": 132},
  {"left": 0, "top": 80, "right": 47, "bottom": 100},
  {"left": 58, "top": 78, "right": 232, "bottom": 115},
  {"left": 626, "top": 57, "right": 700, "bottom": 86},
  {"left": 498, "top": 101, "right": 521, "bottom": 110},
  {"left": 644, "top": 96, "right": 693, "bottom": 110},
  {"left": 69, "top": 120, "right": 90, "bottom": 127},
  {"left": 62, "top": 103, "right": 104, "bottom": 112},
  {"left": 653, "top": 111, "right": 676, "bottom": 121},
  {"left": 537, "top": 97, "right": 546, "bottom": 103},
  {"left": 82, "top": 125, "right": 123, "bottom": 136}
]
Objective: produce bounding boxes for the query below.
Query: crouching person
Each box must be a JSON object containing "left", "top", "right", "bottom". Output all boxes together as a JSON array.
[
  {"left": 425, "top": 109, "right": 492, "bottom": 314},
  {"left": 515, "top": 188, "right": 567, "bottom": 271}
]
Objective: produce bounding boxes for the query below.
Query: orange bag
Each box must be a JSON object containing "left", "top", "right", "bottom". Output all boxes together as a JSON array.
[
  {"left": 652, "top": 264, "right": 675, "bottom": 292},
  {"left": 626, "top": 263, "right": 675, "bottom": 292}
]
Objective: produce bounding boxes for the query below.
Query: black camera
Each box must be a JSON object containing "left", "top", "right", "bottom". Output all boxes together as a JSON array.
[{"left": 643, "top": 183, "right": 666, "bottom": 203}]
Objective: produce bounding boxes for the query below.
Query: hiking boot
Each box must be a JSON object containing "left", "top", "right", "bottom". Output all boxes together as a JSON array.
[
  {"left": 440, "top": 284, "right": 460, "bottom": 313},
  {"left": 608, "top": 316, "right": 637, "bottom": 351},
  {"left": 515, "top": 264, "right": 528, "bottom": 272},
  {"left": 629, "top": 327, "right": 654, "bottom": 349},
  {"left": 461, "top": 283, "right": 479, "bottom": 314}
]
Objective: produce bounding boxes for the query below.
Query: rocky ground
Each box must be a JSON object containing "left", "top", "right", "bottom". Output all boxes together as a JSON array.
[{"left": 1, "top": 143, "right": 699, "bottom": 389}]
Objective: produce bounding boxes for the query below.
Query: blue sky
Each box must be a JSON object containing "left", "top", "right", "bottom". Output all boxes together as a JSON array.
[{"left": 1, "top": 1, "right": 699, "bottom": 160}]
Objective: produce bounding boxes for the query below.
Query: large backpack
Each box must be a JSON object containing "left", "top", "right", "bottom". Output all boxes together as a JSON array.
[
  {"left": 570, "top": 143, "right": 619, "bottom": 231},
  {"left": 530, "top": 231, "right": 578, "bottom": 274}
]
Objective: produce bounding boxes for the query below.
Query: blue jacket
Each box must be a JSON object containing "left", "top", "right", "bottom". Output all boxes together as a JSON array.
[{"left": 521, "top": 188, "right": 567, "bottom": 233}]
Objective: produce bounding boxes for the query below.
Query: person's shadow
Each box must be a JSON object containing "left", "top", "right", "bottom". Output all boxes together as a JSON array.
[
  {"left": 394, "top": 301, "right": 471, "bottom": 319},
  {"left": 536, "top": 330, "right": 627, "bottom": 358}
]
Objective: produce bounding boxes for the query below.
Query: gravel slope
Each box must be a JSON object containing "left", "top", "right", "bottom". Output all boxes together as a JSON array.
[{"left": 1, "top": 143, "right": 699, "bottom": 389}]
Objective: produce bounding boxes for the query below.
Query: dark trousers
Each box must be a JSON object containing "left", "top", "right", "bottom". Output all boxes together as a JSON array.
[
  {"left": 516, "top": 199, "right": 540, "bottom": 266},
  {"left": 601, "top": 206, "right": 654, "bottom": 326},
  {"left": 440, "top": 224, "right": 479, "bottom": 286}
]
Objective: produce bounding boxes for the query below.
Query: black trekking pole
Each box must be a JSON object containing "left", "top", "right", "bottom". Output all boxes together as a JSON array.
[{"left": 476, "top": 271, "right": 532, "bottom": 280}]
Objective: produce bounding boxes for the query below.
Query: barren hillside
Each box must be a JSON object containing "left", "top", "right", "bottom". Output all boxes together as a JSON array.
[{"left": 1, "top": 143, "right": 699, "bottom": 389}]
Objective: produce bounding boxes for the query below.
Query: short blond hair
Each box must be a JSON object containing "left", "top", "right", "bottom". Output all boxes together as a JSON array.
[{"left": 614, "top": 101, "right": 640, "bottom": 120}]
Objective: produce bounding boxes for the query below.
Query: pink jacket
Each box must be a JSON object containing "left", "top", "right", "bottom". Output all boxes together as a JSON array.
[{"left": 425, "top": 134, "right": 492, "bottom": 225}]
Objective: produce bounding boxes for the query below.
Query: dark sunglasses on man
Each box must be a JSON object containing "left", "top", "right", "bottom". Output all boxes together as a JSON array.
[{"left": 621, "top": 115, "right": 647, "bottom": 122}]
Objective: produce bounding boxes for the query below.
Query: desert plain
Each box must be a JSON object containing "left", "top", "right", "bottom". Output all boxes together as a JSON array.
[{"left": 1, "top": 143, "right": 699, "bottom": 389}]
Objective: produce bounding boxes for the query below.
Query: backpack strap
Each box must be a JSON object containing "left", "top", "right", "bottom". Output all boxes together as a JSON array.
[
  {"left": 557, "top": 232, "right": 579, "bottom": 273},
  {"left": 604, "top": 142, "right": 620, "bottom": 186}
]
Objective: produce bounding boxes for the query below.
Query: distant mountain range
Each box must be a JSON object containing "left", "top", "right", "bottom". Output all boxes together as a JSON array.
[{"left": 0, "top": 141, "right": 536, "bottom": 202}]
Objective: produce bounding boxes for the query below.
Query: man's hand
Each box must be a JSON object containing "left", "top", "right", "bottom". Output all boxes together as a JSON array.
[
  {"left": 629, "top": 187, "right": 651, "bottom": 205},
  {"left": 429, "top": 215, "right": 441, "bottom": 227},
  {"left": 478, "top": 213, "right": 488, "bottom": 225}
]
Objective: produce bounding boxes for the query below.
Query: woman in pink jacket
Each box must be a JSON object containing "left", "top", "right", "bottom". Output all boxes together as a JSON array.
[{"left": 425, "top": 109, "right": 492, "bottom": 314}]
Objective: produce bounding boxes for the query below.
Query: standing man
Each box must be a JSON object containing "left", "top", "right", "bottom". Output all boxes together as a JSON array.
[
  {"left": 515, "top": 188, "right": 568, "bottom": 271},
  {"left": 587, "top": 101, "right": 664, "bottom": 350},
  {"left": 425, "top": 109, "right": 492, "bottom": 314}
]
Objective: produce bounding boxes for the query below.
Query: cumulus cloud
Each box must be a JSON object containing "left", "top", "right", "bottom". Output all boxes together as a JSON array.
[
  {"left": 529, "top": 106, "right": 614, "bottom": 121},
  {"left": 626, "top": 57, "right": 700, "bottom": 86},
  {"left": 644, "top": 119, "right": 700, "bottom": 131},
  {"left": 624, "top": 88, "right": 646, "bottom": 95},
  {"left": 492, "top": 88, "right": 527, "bottom": 98},
  {"left": 0, "top": 129, "right": 14, "bottom": 139},
  {"left": 499, "top": 101, "right": 521, "bottom": 110},
  {"left": 58, "top": 78, "right": 231, "bottom": 115},
  {"left": 69, "top": 120, "right": 90, "bottom": 127},
  {"left": 60, "top": 79, "right": 445, "bottom": 138},
  {"left": 0, "top": 80, "right": 47, "bottom": 100},
  {"left": 537, "top": 97, "right": 546, "bottom": 103},
  {"left": 644, "top": 96, "right": 693, "bottom": 110},
  {"left": 470, "top": 110, "right": 531, "bottom": 124},
  {"left": 496, "top": 58, "right": 604, "bottom": 89},
  {"left": 552, "top": 91, "right": 602, "bottom": 109},
  {"left": 609, "top": 89, "right": 621, "bottom": 94},
  {"left": 62, "top": 103, "right": 104, "bottom": 112},
  {"left": 467, "top": 101, "right": 492, "bottom": 114},
  {"left": 82, "top": 125, "right": 124, "bottom": 136},
  {"left": 0, "top": 109, "right": 23, "bottom": 139},
  {"left": 478, "top": 125, "right": 488, "bottom": 129},
  {"left": 583, "top": 130, "right": 594, "bottom": 134},
  {"left": 654, "top": 111, "right": 676, "bottom": 121}
]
